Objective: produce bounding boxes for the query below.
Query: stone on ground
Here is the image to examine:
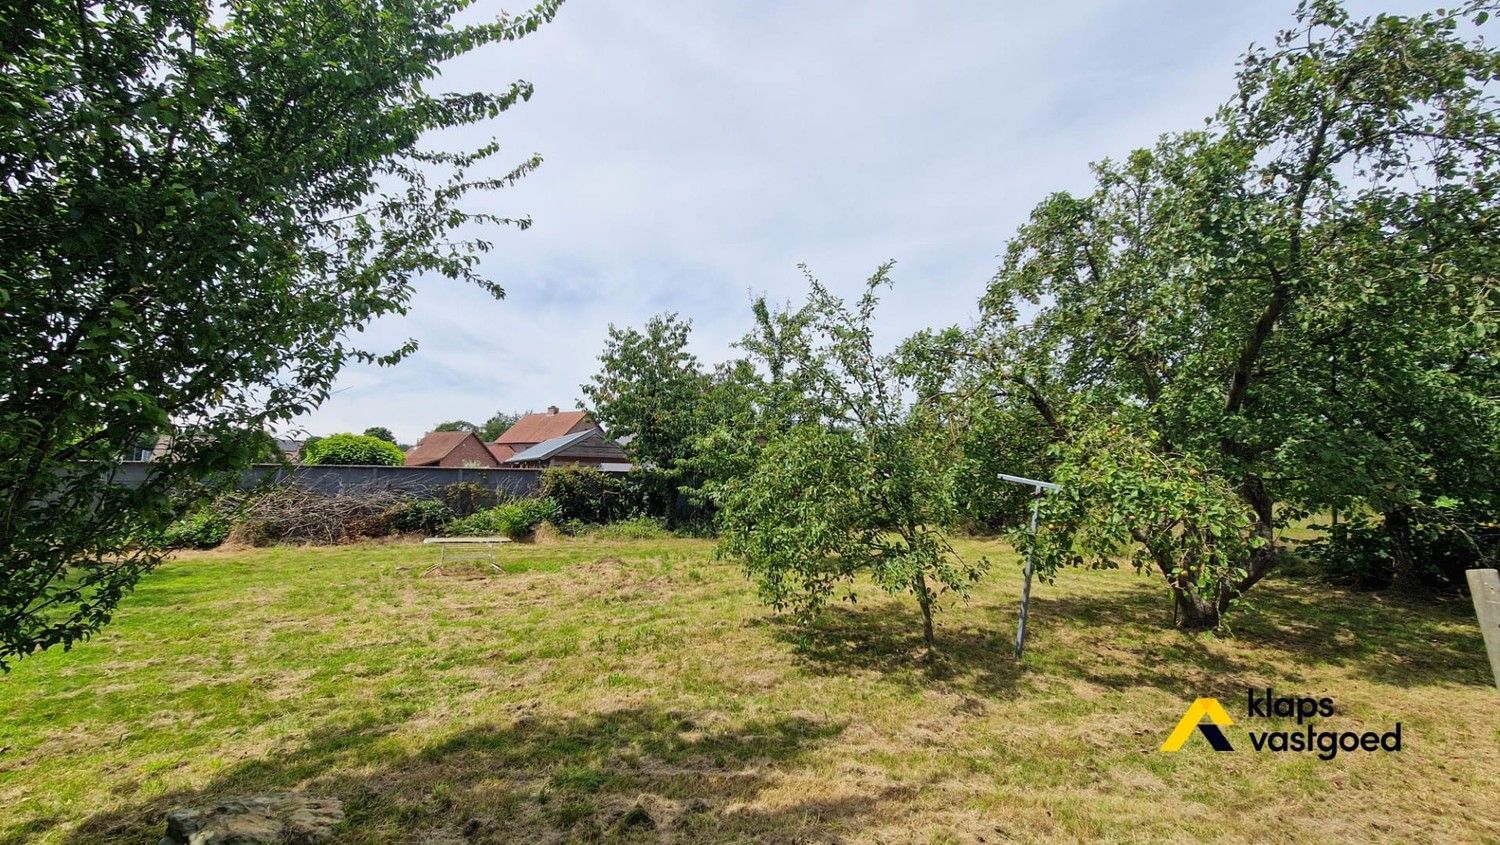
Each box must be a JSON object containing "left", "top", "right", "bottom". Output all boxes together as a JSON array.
[{"left": 158, "top": 793, "right": 343, "bottom": 845}]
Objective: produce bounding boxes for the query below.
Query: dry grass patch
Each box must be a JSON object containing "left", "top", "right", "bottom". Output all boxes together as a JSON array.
[{"left": 0, "top": 537, "right": 1495, "bottom": 844}]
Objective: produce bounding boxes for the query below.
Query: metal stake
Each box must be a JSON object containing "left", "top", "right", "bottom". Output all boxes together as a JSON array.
[
  {"left": 995, "top": 473, "right": 1059, "bottom": 659},
  {"left": 1016, "top": 489, "right": 1041, "bottom": 658}
]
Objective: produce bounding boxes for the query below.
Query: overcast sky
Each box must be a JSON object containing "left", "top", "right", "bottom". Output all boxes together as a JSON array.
[{"left": 296, "top": 0, "right": 1429, "bottom": 444}]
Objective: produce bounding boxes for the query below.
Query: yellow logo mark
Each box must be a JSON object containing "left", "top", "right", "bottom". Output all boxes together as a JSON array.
[{"left": 1160, "top": 697, "right": 1235, "bottom": 752}]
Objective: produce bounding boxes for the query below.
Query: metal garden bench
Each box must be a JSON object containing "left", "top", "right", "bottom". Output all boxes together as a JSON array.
[{"left": 420, "top": 536, "right": 511, "bottom": 575}]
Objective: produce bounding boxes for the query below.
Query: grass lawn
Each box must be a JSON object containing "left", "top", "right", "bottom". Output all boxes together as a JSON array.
[{"left": 1, "top": 536, "right": 1496, "bottom": 844}]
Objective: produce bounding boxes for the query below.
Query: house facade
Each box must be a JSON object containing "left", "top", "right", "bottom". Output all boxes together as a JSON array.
[
  {"left": 489, "top": 406, "right": 597, "bottom": 461},
  {"left": 403, "top": 430, "right": 500, "bottom": 468},
  {"left": 489, "top": 407, "right": 631, "bottom": 471}
]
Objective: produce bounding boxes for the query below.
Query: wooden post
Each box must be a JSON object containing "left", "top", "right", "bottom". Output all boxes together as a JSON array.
[{"left": 1466, "top": 569, "right": 1500, "bottom": 692}]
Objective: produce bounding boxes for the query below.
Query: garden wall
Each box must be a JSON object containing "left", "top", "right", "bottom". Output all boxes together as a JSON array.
[{"left": 112, "top": 462, "right": 541, "bottom": 497}]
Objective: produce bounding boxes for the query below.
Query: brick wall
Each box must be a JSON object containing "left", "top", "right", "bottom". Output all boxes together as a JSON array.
[{"left": 435, "top": 436, "right": 501, "bottom": 467}]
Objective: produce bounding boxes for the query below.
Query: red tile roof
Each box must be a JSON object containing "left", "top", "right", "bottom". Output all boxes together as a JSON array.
[
  {"left": 487, "top": 443, "right": 516, "bottom": 462},
  {"left": 404, "top": 431, "right": 485, "bottom": 466},
  {"left": 494, "top": 409, "right": 594, "bottom": 445}
]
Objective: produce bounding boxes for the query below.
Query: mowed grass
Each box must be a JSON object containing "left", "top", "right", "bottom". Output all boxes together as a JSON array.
[{"left": 0, "top": 537, "right": 1496, "bottom": 844}]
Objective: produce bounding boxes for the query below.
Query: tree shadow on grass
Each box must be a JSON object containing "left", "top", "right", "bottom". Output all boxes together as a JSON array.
[
  {"left": 769, "top": 574, "right": 1491, "bottom": 704},
  {"left": 1021, "top": 591, "right": 1290, "bottom": 697},
  {"left": 60, "top": 706, "right": 896, "bottom": 844},
  {"left": 996, "top": 573, "right": 1484, "bottom": 692},
  {"left": 766, "top": 603, "right": 1025, "bottom": 701},
  {"left": 767, "top": 590, "right": 1265, "bottom": 702},
  {"left": 1031, "top": 579, "right": 1492, "bottom": 691},
  {"left": 1232, "top": 581, "right": 1491, "bottom": 688}
]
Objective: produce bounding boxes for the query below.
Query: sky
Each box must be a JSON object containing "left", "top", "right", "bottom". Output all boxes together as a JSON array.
[{"left": 296, "top": 0, "right": 1430, "bottom": 444}]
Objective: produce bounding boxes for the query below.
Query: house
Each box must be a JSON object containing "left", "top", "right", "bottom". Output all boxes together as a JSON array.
[
  {"left": 489, "top": 406, "right": 598, "bottom": 462},
  {"left": 489, "top": 406, "right": 632, "bottom": 471},
  {"left": 500, "top": 429, "right": 632, "bottom": 471},
  {"left": 403, "top": 430, "right": 500, "bottom": 468}
]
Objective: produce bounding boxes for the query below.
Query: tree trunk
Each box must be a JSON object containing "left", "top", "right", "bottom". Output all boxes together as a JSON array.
[
  {"left": 1142, "top": 474, "right": 1284, "bottom": 631},
  {"left": 1168, "top": 539, "right": 1283, "bottom": 630},
  {"left": 1173, "top": 586, "right": 1221, "bottom": 630},
  {"left": 914, "top": 571, "right": 935, "bottom": 648},
  {"left": 1231, "top": 479, "right": 1281, "bottom": 598},
  {"left": 1384, "top": 505, "right": 1415, "bottom": 590},
  {"left": 1162, "top": 533, "right": 1282, "bottom": 632}
]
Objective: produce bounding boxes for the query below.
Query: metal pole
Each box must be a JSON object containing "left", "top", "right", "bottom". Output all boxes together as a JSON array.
[
  {"left": 995, "top": 472, "right": 1058, "bottom": 660},
  {"left": 1015, "top": 490, "right": 1041, "bottom": 658}
]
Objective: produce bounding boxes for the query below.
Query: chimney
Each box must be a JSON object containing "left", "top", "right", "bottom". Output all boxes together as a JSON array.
[{"left": 547, "top": 405, "right": 559, "bottom": 416}]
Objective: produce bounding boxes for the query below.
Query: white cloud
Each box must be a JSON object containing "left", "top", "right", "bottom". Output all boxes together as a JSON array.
[{"left": 295, "top": 0, "right": 1435, "bottom": 442}]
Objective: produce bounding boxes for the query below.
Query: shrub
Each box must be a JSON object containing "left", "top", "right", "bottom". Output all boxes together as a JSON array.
[
  {"left": 346, "top": 510, "right": 397, "bottom": 539},
  {"left": 363, "top": 426, "right": 397, "bottom": 443},
  {"left": 626, "top": 467, "right": 713, "bottom": 529},
  {"left": 1306, "top": 521, "right": 1397, "bottom": 590},
  {"left": 301, "top": 433, "right": 405, "bottom": 466},
  {"left": 540, "top": 466, "right": 632, "bottom": 523},
  {"left": 163, "top": 508, "right": 233, "bottom": 549},
  {"left": 444, "top": 498, "right": 560, "bottom": 540},
  {"left": 386, "top": 498, "right": 454, "bottom": 535},
  {"left": 441, "top": 481, "right": 502, "bottom": 517},
  {"left": 1306, "top": 512, "right": 1498, "bottom": 592},
  {"left": 442, "top": 508, "right": 493, "bottom": 538}
]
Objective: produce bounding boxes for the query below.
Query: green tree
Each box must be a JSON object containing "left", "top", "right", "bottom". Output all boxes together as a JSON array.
[
  {"left": 300, "top": 433, "right": 405, "bottom": 466},
  {"left": 583, "top": 314, "right": 711, "bottom": 470},
  {"left": 718, "top": 265, "right": 985, "bottom": 648},
  {"left": 432, "top": 420, "right": 480, "bottom": 433},
  {"left": 479, "top": 411, "right": 523, "bottom": 441},
  {"left": 299, "top": 435, "right": 324, "bottom": 460},
  {"left": 892, "top": 325, "right": 1059, "bottom": 535},
  {"left": 685, "top": 294, "right": 823, "bottom": 514},
  {"left": 953, "top": 404, "right": 1055, "bottom": 533},
  {"left": 0, "top": 0, "right": 560, "bottom": 668},
  {"left": 980, "top": 0, "right": 1500, "bottom": 628},
  {"left": 362, "top": 427, "right": 397, "bottom": 444},
  {"left": 582, "top": 313, "right": 731, "bottom": 524},
  {"left": 681, "top": 357, "right": 770, "bottom": 507}
]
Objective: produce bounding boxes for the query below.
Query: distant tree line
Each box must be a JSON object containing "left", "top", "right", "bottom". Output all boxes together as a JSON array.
[
  {"left": 290, "top": 413, "right": 528, "bottom": 466},
  {"left": 431, "top": 412, "right": 525, "bottom": 442}
]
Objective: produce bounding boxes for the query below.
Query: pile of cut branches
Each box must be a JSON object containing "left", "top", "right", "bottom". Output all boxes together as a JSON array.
[{"left": 229, "top": 484, "right": 411, "bottom": 546}]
